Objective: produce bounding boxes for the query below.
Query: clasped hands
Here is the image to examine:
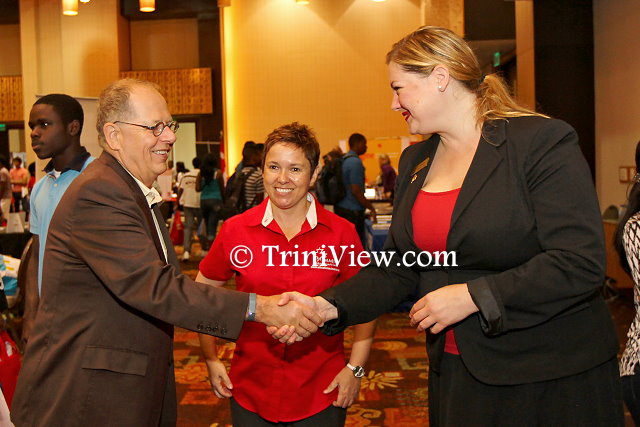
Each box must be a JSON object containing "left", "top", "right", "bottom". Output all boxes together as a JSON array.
[
  {"left": 257, "top": 292, "right": 338, "bottom": 344},
  {"left": 261, "top": 283, "right": 479, "bottom": 342}
]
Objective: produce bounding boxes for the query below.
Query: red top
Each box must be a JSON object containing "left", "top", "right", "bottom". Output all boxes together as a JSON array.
[
  {"left": 199, "top": 196, "right": 363, "bottom": 422},
  {"left": 412, "top": 188, "right": 461, "bottom": 355}
]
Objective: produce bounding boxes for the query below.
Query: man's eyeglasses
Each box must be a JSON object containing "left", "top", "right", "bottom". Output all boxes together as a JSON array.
[{"left": 114, "top": 120, "right": 179, "bottom": 137}]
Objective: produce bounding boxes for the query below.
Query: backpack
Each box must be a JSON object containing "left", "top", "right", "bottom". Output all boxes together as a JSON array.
[
  {"left": 315, "top": 153, "right": 357, "bottom": 205},
  {"left": 220, "top": 167, "right": 256, "bottom": 220}
]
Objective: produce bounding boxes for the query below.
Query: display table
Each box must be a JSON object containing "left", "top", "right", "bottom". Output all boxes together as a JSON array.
[{"left": 0, "top": 232, "right": 32, "bottom": 259}]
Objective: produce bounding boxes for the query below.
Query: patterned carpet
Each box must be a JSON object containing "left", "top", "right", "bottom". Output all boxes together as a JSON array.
[
  {"left": 174, "top": 251, "right": 429, "bottom": 426},
  {"left": 174, "top": 247, "right": 636, "bottom": 426}
]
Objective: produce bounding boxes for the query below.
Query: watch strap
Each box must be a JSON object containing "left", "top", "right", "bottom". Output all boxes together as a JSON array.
[
  {"left": 347, "top": 363, "right": 365, "bottom": 377},
  {"left": 246, "top": 293, "right": 257, "bottom": 321}
]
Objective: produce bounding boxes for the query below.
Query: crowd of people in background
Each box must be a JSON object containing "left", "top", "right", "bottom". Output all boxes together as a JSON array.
[
  {"left": 0, "top": 154, "right": 38, "bottom": 226},
  {"left": 171, "top": 134, "right": 393, "bottom": 260}
]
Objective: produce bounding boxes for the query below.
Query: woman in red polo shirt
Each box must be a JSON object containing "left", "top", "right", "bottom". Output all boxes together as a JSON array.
[{"left": 197, "top": 122, "right": 376, "bottom": 426}]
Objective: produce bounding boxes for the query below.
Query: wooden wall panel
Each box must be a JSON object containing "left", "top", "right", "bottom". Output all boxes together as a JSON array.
[
  {"left": 120, "top": 68, "right": 212, "bottom": 115},
  {"left": 0, "top": 76, "right": 24, "bottom": 122},
  {"left": 422, "top": 0, "right": 464, "bottom": 36}
]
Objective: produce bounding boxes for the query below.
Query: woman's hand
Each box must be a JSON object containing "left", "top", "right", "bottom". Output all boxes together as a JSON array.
[
  {"left": 409, "top": 283, "right": 479, "bottom": 334},
  {"left": 323, "top": 366, "right": 362, "bottom": 408},
  {"left": 205, "top": 358, "right": 233, "bottom": 398}
]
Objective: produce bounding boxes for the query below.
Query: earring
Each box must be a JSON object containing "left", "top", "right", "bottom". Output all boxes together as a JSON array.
[{"left": 438, "top": 85, "right": 442, "bottom": 90}]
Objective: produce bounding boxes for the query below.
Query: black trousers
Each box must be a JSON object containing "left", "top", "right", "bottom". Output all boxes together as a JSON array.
[
  {"left": 622, "top": 372, "right": 640, "bottom": 425},
  {"left": 429, "top": 353, "right": 623, "bottom": 426},
  {"left": 11, "top": 191, "right": 23, "bottom": 212},
  {"left": 230, "top": 398, "right": 347, "bottom": 427}
]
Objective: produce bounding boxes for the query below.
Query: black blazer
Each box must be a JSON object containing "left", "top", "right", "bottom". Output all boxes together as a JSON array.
[{"left": 321, "top": 116, "right": 618, "bottom": 385}]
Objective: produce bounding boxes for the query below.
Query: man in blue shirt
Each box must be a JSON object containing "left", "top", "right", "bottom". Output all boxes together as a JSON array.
[
  {"left": 22, "top": 94, "right": 93, "bottom": 344},
  {"left": 334, "top": 133, "right": 376, "bottom": 246}
]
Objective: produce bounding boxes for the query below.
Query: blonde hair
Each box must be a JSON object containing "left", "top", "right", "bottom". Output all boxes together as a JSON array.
[
  {"left": 386, "top": 26, "right": 545, "bottom": 123},
  {"left": 96, "top": 78, "right": 161, "bottom": 147}
]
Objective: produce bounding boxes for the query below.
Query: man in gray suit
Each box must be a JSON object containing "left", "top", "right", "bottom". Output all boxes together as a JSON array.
[{"left": 11, "top": 79, "right": 321, "bottom": 426}]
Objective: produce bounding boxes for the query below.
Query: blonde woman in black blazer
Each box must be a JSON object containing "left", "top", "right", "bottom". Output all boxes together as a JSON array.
[{"left": 274, "top": 26, "right": 623, "bottom": 425}]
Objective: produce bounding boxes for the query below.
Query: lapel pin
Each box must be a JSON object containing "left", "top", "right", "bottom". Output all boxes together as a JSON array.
[{"left": 410, "top": 156, "right": 430, "bottom": 183}]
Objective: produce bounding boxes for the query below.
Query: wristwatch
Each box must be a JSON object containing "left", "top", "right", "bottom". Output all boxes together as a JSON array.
[{"left": 347, "top": 363, "right": 365, "bottom": 378}]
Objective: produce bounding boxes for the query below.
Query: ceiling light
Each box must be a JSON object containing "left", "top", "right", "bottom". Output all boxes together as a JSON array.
[
  {"left": 296, "top": 0, "right": 310, "bottom": 4},
  {"left": 79, "top": 0, "right": 90, "bottom": 3},
  {"left": 139, "top": 0, "right": 155, "bottom": 12},
  {"left": 62, "top": 0, "right": 78, "bottom": 15}
]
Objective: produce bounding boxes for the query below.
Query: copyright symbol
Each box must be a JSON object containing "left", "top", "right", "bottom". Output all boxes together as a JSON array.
[{"left": 230, "top": 245, "right": 253, "bottom": 269}]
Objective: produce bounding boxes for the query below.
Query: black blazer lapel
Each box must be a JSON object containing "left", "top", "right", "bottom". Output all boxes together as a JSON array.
[
  {"left": 392, "top": 136, "right": 439, "bottom": 252},
  {"left": 450, "top": 121, "right": 507, "bottom": 231}
]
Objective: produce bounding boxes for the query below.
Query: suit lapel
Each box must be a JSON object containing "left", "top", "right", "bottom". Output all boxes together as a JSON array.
[
  {"left": 450, "top": 120, "right": 507, "bottom": 230},
  {"left": 99, "top": 152, "right": 173, "bottom": 265},
  {"left": 152, "top": 204, "right": 180, "bottom": 267}
]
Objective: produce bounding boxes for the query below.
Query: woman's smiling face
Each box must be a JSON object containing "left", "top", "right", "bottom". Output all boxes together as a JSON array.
[
  {"left": 388, "top": 62, "right": 442, "bottom": 135},
  {"left": 263, "top": 142, "right": 318, "bottom": 213}
]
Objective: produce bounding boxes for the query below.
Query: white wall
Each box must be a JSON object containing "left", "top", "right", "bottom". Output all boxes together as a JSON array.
[
  {"left": 594, "top": 0, "right": 640, "bottom": 210},
  {"left": 172, "top": 122, "right": 197, "bottom": 172}
]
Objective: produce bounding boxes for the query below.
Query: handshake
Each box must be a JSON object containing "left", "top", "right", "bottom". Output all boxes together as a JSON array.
[{"left": 254, "top": 292, "right": 338, "bottom": 344}]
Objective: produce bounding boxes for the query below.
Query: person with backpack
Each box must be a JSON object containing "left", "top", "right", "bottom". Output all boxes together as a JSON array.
[
  {"left": 333, "top": 133, "right": 377, "bottom": 247},
  {"left": 220, "top": 143, "right": 265, "bottom": 220},
  {"left": 197, "top": 153, "right": 224, "bottom": 253},
  {"left": 240, "top": 143, "right": 265, "bottom": 210}
]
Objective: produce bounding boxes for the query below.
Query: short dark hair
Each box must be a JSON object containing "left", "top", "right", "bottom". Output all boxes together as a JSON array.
[
  {"left": 192, "top": 157, "right": 201, "bottom": 169},
  {"left": 243, "top": 144, "right": 263, "bottom": 166},
  {"left": 241, "top": 141, "right": 256, "bottom": 163},
  {"left": 263, "top": 122, "right": 320, "bottom": 175},
  {"left": 348, "top": 133, "right": 366, "bottom": 149},
  {"left": 35, "top": 94, "right": 84, "bottom": 134}
]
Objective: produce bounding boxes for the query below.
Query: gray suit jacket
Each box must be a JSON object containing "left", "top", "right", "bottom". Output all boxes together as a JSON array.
[{"left": 11, "top": 152, "right": 248, "bottom": 426}]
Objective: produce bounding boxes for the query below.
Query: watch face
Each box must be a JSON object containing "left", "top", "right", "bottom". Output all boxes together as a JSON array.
[{"left": 353, "top": 366, "right": 365, "bottom": 378}]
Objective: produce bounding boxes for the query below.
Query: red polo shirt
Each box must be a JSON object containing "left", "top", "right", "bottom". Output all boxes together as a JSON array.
[{"left": 199, "top": 195, "right": 363, "bottom": 422}]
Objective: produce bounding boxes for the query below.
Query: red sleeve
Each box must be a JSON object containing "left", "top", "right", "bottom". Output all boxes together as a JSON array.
[{"left": 198, "top": 221, "right": 235, "bottom": 281}]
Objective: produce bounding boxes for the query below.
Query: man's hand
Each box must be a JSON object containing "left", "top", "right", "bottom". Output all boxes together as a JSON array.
[
  {"left": 409, "top": 283, "right": 478, "bottom": 334},
  {"left": 265, "top": 292, "right": 338, "bottom": 344},
  {"left": 255, "top": 294, "right": 323, "bottom": 340}
]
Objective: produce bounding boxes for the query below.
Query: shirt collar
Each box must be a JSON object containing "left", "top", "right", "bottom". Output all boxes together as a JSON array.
[
  {"left": 43, "top": 148, "right": 90, "bottom": 175},
  {"left": 257, "top": 192, "right": 322, "bottom": 229},
  {"left": 118, "top": 161, "right": 163, "bottom": 207}
]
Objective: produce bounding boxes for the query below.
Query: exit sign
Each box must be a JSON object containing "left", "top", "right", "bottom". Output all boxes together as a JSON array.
[
  {"left": 0, "top": 124, "right": 6, "bottom": 132},
  {"left": 493, "top": 51, "right": 501, "bottom": 68}
]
